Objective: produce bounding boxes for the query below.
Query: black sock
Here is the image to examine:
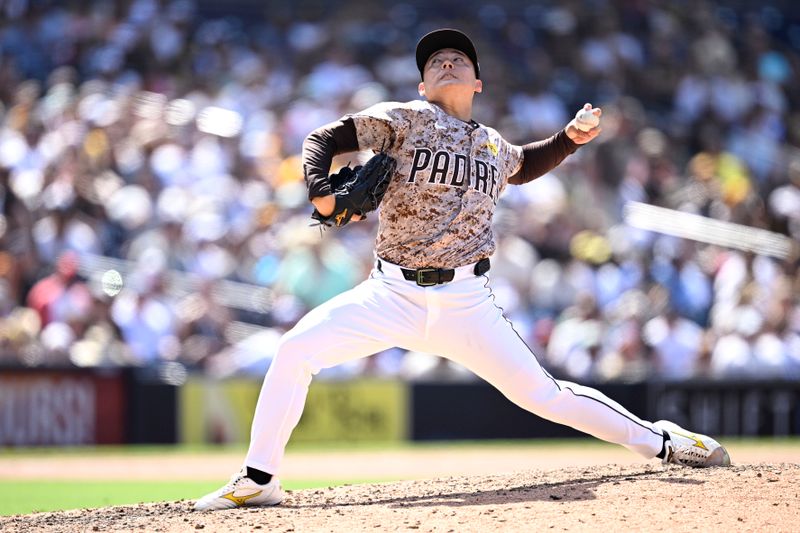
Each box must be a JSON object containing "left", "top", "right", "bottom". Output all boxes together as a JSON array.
[
  {"left": 656, "top": 430, "right": 670, "bottom": 459},
  {"left": 246, "top": 466, "right": 272, "bottom": 485}
]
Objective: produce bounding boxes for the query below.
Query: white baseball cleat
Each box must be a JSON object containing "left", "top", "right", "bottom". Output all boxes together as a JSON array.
[
  {"left": 655, "top": 420, "right": 731, "bottom": 468},
  {"left": 194, "top": 471, "right": 285, "bottom": 511}
]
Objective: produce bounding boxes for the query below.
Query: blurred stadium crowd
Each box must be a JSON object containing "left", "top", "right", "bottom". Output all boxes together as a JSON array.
[{"left": 0, "top": 0, "right": 799, "bottom": 382}]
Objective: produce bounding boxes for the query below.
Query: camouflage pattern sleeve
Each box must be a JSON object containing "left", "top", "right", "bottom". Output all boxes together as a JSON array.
[
  {"left": 499, "top": 137, "right": 524, "bottom": 182},
  {"left": 348, "top": 102, "right": 411, "bottom": 152}
]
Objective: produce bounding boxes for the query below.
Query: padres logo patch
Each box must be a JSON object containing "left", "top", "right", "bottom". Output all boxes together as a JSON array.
[{"left": 484, "top": 142, "right": 498, "bottom": 157}]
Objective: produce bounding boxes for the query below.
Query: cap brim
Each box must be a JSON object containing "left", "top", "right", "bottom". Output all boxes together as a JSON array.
[{"left": 415, "top": 28, "right": 480, "bottom": 79}]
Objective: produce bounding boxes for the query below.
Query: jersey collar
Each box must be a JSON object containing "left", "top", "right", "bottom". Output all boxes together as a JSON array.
[{"left": 427, "top": 101, "right": 480, "bottom": 130}]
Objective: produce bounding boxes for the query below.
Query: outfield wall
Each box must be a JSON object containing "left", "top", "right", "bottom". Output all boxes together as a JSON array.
[{"left": 1, "top": 368, "right": 798, "bottom": 445}]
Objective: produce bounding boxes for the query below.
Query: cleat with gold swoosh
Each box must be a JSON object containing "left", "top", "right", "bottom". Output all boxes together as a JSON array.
[
  {"left": 194, "top": 470, "right": 284, "bottom": 511},
  {"left": 655, "top": 420, "right": 731, "bottom": 468}
]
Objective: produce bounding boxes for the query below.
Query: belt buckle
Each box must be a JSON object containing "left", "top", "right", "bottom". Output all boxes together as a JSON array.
[{"left": 415, "top": 268, "right": 439, "bottom": 286}]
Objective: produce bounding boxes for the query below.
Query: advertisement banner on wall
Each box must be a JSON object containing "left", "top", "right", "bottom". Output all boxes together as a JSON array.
[
  {"left": 180, "top": 378, "right": 260, "bottom": 444},
  {"left": 0, "top": 370, "right": 126, "bottom": 446},
  {"left": 292, "top": 380, "right": 408, "bottom": 443},
  {"left": 648, "top": 380, "right": 800, "bottom": 437},
  {"left": 179, "top": 378, "right": 408, "bottom": 444}
]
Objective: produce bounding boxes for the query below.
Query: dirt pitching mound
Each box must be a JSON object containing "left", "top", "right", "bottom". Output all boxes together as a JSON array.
[{"left": 2, "top": 463, "right": 797, "bottom": 532}]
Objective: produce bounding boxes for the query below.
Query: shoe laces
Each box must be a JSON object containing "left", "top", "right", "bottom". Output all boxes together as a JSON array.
[
  {"left": 216, "top": 471, "right": 250, "bottom": 494},
  {"left": 664, "top": 440, "right": 709, "bottom": 467}
]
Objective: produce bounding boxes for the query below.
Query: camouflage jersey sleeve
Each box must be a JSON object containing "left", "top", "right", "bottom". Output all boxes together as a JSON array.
[
  {"left": 347, "top": 101, "right": 411, "bottom": 152},
  {"left": 347, "top": 101, "right": 531, "bottom": 269}
]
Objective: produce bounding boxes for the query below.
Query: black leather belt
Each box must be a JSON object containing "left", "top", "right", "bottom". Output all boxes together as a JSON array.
[{"left": 378, "top": 258, "right": 490, "bottom": 286}]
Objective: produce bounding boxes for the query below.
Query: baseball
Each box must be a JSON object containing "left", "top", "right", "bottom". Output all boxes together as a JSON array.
[
  {"left": 575, "top": 108, "right": 600, "bottom": 132},
  {"left": 101, "top": 269, "right": 124, "bottom": 297}
]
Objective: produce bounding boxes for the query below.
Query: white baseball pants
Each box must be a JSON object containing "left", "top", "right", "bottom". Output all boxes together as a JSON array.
[{"left": 245, "top": 259, "right": 665, "bottom": 475}]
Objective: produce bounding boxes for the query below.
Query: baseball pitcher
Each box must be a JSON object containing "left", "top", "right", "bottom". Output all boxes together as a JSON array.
[{"left": 195, "top": 28, "right": 730, "bottom": 511}]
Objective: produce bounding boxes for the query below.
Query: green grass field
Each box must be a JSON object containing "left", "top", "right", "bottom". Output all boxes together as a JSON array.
[
  {"left": 0, "top": 441, "right": 399, "bottom": 515},
  {"left": 0, "top": 479, "right": 378, "bottom": 516},
  {"left": 1, "top": 438, "right": 796, "bottom": 516}
]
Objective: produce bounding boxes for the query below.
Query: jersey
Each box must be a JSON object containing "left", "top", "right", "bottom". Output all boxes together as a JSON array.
[{"left": 349, "top": 101, "right": 523, "bottom": 269}]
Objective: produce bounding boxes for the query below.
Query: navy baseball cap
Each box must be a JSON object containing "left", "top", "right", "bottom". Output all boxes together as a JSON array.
[{"left": 415, "top": 28, "right": 480, "bottom": 80}]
